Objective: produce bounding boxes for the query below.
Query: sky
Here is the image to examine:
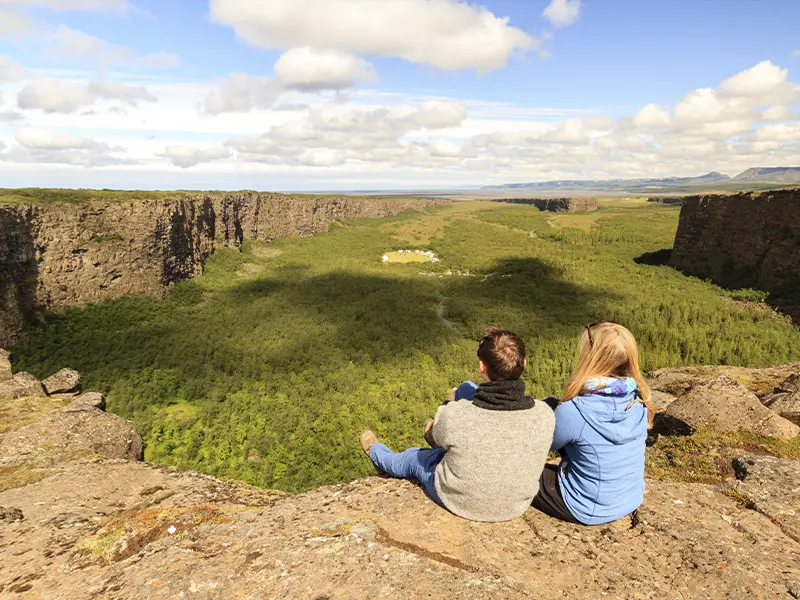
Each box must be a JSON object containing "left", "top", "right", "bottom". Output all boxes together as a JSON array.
[{"left": 0, "top": 0, "right": 798, "bottom": 191}]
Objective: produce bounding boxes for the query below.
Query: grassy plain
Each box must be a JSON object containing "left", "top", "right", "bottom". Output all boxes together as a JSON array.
[{"left": 12, "top": 199, "right": 800, "bottom": 492}]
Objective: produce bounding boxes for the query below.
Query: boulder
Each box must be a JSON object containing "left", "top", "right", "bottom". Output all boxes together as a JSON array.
[
  {"left": 0, "top": 349, "right": 11, "bottom": 382},
  {"left": 733, "top": 455, "right": 800, "bottom": 543},
  {"left": 649, "top": 390, "right": 678, "bottom": 412},
  {"left": 665, "top": 376, "right": 799, "bottom": 440},
  {"left": 0, "top": 407, "right": 143, "bottom": 467},
  {"left": 42, "top": 368, "right": 81, "bottom": 395},
  {"left": 648, "top": 363, "right": 800, "bottom": 398},
  {"left": 0, "top": 372, "right": 45, "bottom": 399},
  {"left": 767, "top": 391, "right": 800, "bottom": 426},
  {"left": 65, "top": 392, "right": 106, "bottom": 412}
]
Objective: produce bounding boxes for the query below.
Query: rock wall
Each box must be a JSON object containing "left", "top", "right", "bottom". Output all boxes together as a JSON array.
[
  {"left": 0, "top": 193, "right": 447, "bottom": 346},
  {"left": 669, "top": 188, "right": 800, "bottom": 294},
  {"left": 0, "top": 208, "right": 37, "bottom": 347},
  {"left": 493, "top": 197, "right": 598, "bottom": 212},
  {"left": 647, "top": 196, "right": 684, "bottom": 205}
]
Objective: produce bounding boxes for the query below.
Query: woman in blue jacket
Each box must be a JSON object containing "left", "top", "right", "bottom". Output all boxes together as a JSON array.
[{"left": 533, "top": 321, "right": 653, "bottom": 525}]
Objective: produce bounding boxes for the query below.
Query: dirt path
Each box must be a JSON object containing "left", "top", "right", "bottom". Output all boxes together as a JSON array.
[{"left": 436, "top": 300, "right": 455, "bottom": 329}]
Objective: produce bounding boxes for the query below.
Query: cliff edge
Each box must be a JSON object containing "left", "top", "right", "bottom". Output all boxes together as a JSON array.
[{"left": 2, "top": 357, "right": 800, "bottom": 599}]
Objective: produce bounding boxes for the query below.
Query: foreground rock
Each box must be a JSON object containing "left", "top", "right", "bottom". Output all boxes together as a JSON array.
[
  {"left": 649, "top": 362, "right": 800, "bottom": 397},
  {"left": 42, "top": 368, "right": 81, "bottom": 395},
  {"left": 1, "top": 462, "right": 799, "bottom": 599},
  {"left": 665, "top": 376, "right": 799, "bottom": 439},
  {"left": 733, "top": 456, "right": 800, "bottom": 543},
  {"left": 0, "top": 371, "right": 45, "bottom": 399},
  {"left": 0, "top": 399, "right": 142, "bottom": 468}
]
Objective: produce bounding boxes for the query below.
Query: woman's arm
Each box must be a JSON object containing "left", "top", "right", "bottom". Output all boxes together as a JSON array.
[{"left": 551, "top": 401, "right": 585, "bottom": 451}]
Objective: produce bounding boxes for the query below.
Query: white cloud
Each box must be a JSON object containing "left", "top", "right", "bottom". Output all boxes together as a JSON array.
[
  {"left": 158, "top": 145, "right": 231, "bottom": 168},
  {"left": 18, "top": 78, "right": 92, "bottom": 112},
  {"left": 720, "top": 60, "right": 787, "bottom": 97},
  {"left": 0, "top": 56, "right": 25, "bottom": 81},
  {"left": 0, "top": 110, "right": 23, "bottom": 122},
  {"left": 15, "top": 126, "right": 107, "bottom": 150},
  {"left": 631, "top": 103, "right": 671, "bottom": 128},
  {"left": 752, "top": 123, "right": 800, "bottom": 142},
  {"left": 50, "top": 25, "right": 180, "bottom": 69},
  {"left": 273, "top": 48, "right": 376, "bottom": 91},
  {"left": 0, "top": 9, "right": 34, "bottom": 39},
  {"left": 87, "top": 79, "right": 155, "bottom": 103},
  {"left": 209, "top": 0, "right": 537, "bottom": 72},
  {"left": 793, "top": 50, "right": 800, "bottom": 59},
  {"left": 428, "top": 139, "right": 462, "bottom": 158},
  {"left": 18, "top": 77, "right": 156, "bottom": 112},
  {"left": 202, "top": 73, "right": 278, "bottom": 115},
  {"left": 225, "top": 100, "right": 468, "bottom": 167},
  {"left": 542, "top": 0, "right": 581, "bottom": 28},
  {"left": 203, "top": 50, "right": 381, "bottom": 114},
  {"left": 1, "top": 125, "right": 130, "bottom": 168},
  {"left": 761, "top": 105, "right": 795, "bottom": 121}
]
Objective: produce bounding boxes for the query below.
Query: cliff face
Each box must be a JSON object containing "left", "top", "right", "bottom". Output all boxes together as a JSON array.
[
  {"left": 669, "top": 188, "right": 800, "bottom": 294},
  {"left": 0, "top": 193, "right": 446, "bottom": 346},
  {"left": 494, "top": 197, "right": 598, "bottom": 212},
  {"left": 0, "top": 209, "right": 36, "bottom": 347}
]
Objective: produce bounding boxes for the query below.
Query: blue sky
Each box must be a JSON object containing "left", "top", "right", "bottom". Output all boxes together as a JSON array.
[{"left": 0, "top": 0, "right": 798, "bottom": 190}]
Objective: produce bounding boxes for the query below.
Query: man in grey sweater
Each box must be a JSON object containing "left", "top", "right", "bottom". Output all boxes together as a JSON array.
[{"left": 361, "top": 328, "right": 555, "bottom": 522}]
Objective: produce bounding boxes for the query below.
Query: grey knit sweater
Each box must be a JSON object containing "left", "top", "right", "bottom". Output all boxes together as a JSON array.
[{"left": 432, "top": 399, "right": 555, "bottom": 522}]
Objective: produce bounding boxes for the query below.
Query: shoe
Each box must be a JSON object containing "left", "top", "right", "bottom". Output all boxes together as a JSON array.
[{"left": 360, "top": 429, "right": 378, "bottom": 456}]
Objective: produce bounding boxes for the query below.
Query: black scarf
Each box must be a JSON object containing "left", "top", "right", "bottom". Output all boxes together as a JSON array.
[{"left": 473, "top": 379, "right": 534, "bottom": 411}]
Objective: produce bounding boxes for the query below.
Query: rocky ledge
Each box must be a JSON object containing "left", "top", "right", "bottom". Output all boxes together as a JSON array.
[{"left": 1, "top": 356, "right": 799, "bottom": 599}]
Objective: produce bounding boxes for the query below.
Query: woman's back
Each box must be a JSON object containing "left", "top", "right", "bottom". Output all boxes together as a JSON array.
[{"left": 552, "top": 377, "right": 648, "bottom": 525}]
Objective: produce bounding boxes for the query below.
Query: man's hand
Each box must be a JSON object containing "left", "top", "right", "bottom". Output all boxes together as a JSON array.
[
  {"left": 446, "top": 386, "right": 457, "bottom": 403},
  {"left": 424, "top": 418, "right": 437, "bottom": 448}
]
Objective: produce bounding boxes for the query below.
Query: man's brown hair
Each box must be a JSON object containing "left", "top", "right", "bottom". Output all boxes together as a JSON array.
[{"left": 476, "top": 327, "right": 526, "bottom": 381}]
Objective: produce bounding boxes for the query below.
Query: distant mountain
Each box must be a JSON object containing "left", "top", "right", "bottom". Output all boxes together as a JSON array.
[
  {"left": 482, "top": 167, "right": 800, "bottom": 193},
  {"left": 732, "top": 167, "right": 800, "bottom": 183},
  {"left": 482, "top": 172, "right": 732, "bottom": 192}
]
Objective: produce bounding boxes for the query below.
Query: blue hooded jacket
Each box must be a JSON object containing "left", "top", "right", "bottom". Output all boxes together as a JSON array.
[{"left": 551, "top": 378, "right": 647, "bottom": 525}]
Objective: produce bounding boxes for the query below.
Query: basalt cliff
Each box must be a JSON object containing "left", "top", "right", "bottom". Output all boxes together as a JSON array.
[
  {"left": 0, "top": 193, "right": 447, "bottom": 346},
  {"left": 1, "top": 354, "right": 799, "bottom": 599},
  {"left": 669, "top": 188, "right": 800, "bottom": 318}
]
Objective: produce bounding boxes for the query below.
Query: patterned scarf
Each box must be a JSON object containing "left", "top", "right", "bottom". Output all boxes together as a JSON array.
[{"left": 579, "top": 376, "right": 639, "bottom": 397}]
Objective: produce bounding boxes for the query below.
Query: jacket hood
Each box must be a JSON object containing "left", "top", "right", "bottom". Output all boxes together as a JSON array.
[{"left": 571, "top": 390, "right": 647, "bottom": 445}]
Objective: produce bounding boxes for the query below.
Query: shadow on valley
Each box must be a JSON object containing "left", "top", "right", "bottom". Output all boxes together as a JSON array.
[
  {"left": 10, "top": 256, "right": 615, "bottom": 491},
  {"left": 634, "top": 248, "right": 672, "bottom": 266}
]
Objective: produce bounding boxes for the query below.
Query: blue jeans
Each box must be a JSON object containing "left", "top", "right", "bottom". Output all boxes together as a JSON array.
[{"left": 369, "top": 443, "right": 446, "bottom": 507}]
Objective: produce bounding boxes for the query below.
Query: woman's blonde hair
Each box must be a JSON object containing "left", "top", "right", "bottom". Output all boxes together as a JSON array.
[{"left": 563, "top": 321, "right": 653, "bottom": 426}]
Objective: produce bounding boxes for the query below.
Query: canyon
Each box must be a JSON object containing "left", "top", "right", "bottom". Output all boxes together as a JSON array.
[{"left": 0, "top": 193, "right": 446, "bottom": 346}]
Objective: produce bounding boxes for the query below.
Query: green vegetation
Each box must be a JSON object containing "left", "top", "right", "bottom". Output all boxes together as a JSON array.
[{"left": 12, "top": 200, "right": 800, "bottom": 492}]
